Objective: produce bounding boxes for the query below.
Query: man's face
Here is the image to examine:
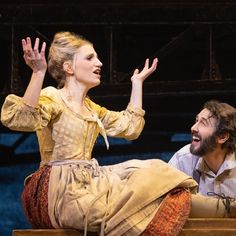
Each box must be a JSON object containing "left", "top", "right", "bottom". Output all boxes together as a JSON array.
[{"left": 190, "top": 108, "right": 218, "bottom": 156}]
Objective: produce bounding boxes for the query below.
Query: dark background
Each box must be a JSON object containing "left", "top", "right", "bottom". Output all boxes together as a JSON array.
[{"left": 1, "top": 1, "right": 236, "bottom": 235}]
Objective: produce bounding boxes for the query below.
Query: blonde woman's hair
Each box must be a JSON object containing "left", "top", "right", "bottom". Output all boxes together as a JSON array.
[{"left": 48, "top": 31, "right": 92, "bottom": 88}]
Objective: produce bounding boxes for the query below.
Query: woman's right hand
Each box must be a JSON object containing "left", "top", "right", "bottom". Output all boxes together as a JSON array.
[{"left": 22, "top": 37, "right": 47, "bottom": 73}]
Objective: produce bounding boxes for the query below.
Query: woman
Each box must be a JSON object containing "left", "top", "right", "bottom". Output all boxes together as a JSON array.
[{"left": 1, "top": 31, "right": 235, "bottom": 236}]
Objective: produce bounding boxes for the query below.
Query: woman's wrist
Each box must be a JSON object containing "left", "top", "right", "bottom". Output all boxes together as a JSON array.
[
  {"left": 32, "top": 70, "right": 46, "bottom": 79},
  {"left": 131, "top": 78, "right": 143, "bottom": 87}
]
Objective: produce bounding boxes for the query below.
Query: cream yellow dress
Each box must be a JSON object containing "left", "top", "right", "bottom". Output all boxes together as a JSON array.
[{"left": 1, "top": 86, "right": 197, "bottom": 236}]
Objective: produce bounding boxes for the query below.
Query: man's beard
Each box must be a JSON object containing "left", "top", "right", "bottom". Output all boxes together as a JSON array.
[{"left": 190, "top": 133, "right": 217, "bottom": 156}]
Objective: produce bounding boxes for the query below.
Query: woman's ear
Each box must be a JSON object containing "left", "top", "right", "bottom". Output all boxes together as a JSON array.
[
  {"left": 217, "top": 132, "right": 230, "bottom": 144},
  {"left": 63, "top": 61, "right": 74, "bottom": 75}
]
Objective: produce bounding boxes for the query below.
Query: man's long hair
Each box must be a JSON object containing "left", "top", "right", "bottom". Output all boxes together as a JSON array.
[{"left": 203, "top": 100, "right": 236, "bottom": 154}]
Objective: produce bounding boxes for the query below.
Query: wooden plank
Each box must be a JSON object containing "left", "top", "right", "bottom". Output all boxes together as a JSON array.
[
  {"left": 179, "top": 229, "right": 236, "bottom": 236},
  {"left": 183, "top": 218, "right": 236, "bottom": 229},
  {"left": 12, "top": 228, "right": 236, "bottom": 236},
  {"left": 12, "top": 219, "right": 236, "bottom": 236},
  {"left": 12, "top": 229, "right": 97, "bottom": 236}
]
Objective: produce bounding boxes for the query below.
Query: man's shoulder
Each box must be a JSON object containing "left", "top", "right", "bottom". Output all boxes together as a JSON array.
[
  {"left": 169, "top": 144, "right": 199, "bottom": 164},
  {"left": 168, "top": 144, "right": 199, "bottom": 175},
  {"left": 175, "top": 144, "right": 195, "bottom": 157}
]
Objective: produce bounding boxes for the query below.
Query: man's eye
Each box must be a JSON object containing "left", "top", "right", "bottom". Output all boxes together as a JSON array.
[{"left": 200, "top": 120, "right": 207, "bottom": 126}]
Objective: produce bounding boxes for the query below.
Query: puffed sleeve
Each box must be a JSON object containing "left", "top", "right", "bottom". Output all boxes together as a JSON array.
[
  {"left": 87, "top": 99, "right": 145, "bottom": 140},
  {"left": 1, "top": 87, "right": 62, "bottom": 132}
]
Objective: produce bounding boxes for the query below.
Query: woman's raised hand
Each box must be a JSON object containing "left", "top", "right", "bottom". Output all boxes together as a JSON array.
[
  {"left": 22, "top": 37, "right": 47, "bottom": 73},
  {"left": 131, "top": 58, "right": 158, "bottom": 83}
]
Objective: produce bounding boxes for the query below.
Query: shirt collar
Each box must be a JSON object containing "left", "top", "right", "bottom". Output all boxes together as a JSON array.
[{"left": 195, "top": 152, "right": 236, "bottom": 176}]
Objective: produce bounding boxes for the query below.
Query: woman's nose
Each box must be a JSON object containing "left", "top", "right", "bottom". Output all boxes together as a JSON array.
[{"left": 96, "top": 58, "right": 103, "bottom": 67}]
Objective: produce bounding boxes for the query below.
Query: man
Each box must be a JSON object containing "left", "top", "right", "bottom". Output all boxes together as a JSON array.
[{"left": 169, "top": 100, "right": 236, "bottom": 197}]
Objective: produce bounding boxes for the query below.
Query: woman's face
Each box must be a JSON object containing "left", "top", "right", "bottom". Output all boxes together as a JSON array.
[{"left": 72, "top": 44, "right": 103, "bottom": 88}]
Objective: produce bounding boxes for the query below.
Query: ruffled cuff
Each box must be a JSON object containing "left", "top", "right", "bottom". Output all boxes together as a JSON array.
[
  {"left": 126, "top": 103, "right": 145, "bottom": 116},
  {"left": 5, "top": 94, "right": 39, "bottom": 112}
]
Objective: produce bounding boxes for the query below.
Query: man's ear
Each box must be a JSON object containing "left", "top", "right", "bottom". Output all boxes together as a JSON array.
[
  {"left": 217, "top": 132, "right": 230, "bottom": 144},
  {"left": 63, "top": 61, "right": 74, "bottom": 75}
]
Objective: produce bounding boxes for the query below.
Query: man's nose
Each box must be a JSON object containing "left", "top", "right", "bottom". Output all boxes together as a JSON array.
[{"left": 191, "top": 123, "right": 199, "bottom": 133}]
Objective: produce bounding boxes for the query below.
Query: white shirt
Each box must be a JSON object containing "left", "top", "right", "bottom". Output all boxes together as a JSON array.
[{"left": 169, "top": 144, "right": 236, "bottom": 197}]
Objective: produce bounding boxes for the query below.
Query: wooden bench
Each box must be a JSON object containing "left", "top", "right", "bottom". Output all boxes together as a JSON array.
[
  {"left": 12, "top": 218, "right": 236, "bottom": 236},
  {"left": 12, "top": 229, "right": 84, "bottom": 236},
  {"left": 180, "top": 218, "right": 236, "bottom": 236}
]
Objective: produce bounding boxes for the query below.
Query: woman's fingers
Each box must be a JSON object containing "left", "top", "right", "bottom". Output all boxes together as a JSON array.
[
  {"left": 131, "top": 58, "right": 158, "bottom": 82},
  {"left": 133, "top": 68, "right": 139, "bottom": 75},
  {"left": 40, "top": 42, "right": 46, "bottom": 56},
  {"left": 151, "top": 58, "right": 158, "bottom": 71},
  {"left": 26, "top": 37, "right": 32, "bottom": 49},
  {"left": 22, "top": 37, "right": 46, "bottom": 59},
  {"left": 22, "top": 37, "right": 45, "bottom": 55},
  {"left": 22, "top": 37, "right": 34, "bottom": 59},
  {"left": 33, "top": 38, "right": 40, "bottom": 52},
  {"left": 21, "top": 37, "right": 47, "bottom": 72},
  {"left": 144, "top": 58, "right": 149, "bottom": 69},
  {"left": 141, "top": 58, "right": 158, "bottom": 77}
]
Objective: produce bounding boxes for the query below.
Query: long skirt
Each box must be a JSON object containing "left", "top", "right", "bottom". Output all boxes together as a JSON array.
[{"left": 22, "top": 162, "right": 192, "bottom": 236}]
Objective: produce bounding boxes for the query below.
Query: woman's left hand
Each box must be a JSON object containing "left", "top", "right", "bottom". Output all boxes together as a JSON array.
[{"left": 131, "top": 58, "right": 158, "bottom": 83}]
